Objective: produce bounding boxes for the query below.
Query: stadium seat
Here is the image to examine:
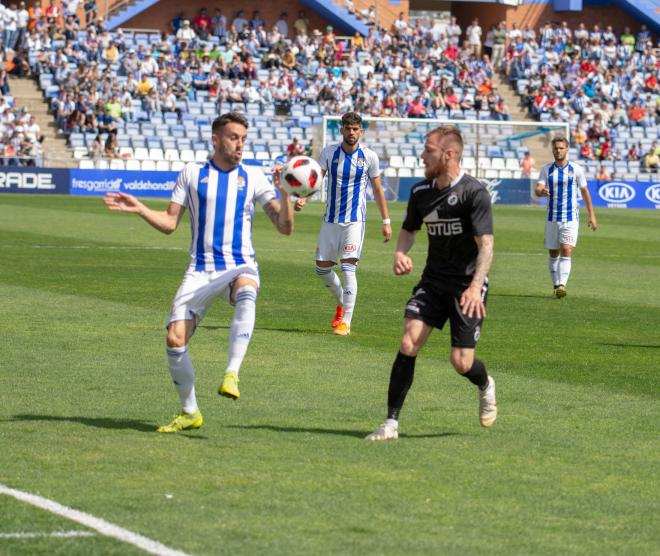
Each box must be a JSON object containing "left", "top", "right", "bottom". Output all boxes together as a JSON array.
[
  {"left": 242, "top": 151, "right": 255, "bottom": 160},
  {"left": 484, "top": 169, "right": 498, "bottom": 179},
  {"left": 505, "top": 158, "right": 519, "bottom": 171},
  {"left": 171, "top": 160, "right": 186, "bottom": 171},
  {"left": 126, "top": 159, "right": 141, "bottom": 170},
  {"left": 73, "top": 148, "right": 88, "bottom": 160},
  {"left": 109, "top": 159, "right": 125, "bottom": 170},
  {"left": 384, "top": 168, "right": 397, "bottom": 177},
  {"left": 491, "top": 159, "right": 506, "bottom": 170},
  {"left": 156, "top": 160, "right": 170, "bottom": 171},
  {"left": 389, "top": 156, "right": 404, "bottom": 169},
  {"left": 195, "top": 151, "right": 209, "bottom": 163},
  {"left": 255, "top": 152, "right": 270, "bottom": 161},
  {"left": 180, "top": 149, "right": 195, "bottom": 162},
  {"left": 134, "top": 147, "right": 149, "bottom": 161},
  {"left": 78, "top": 159, "right": 94, "bottom": 169},
  {"left": 96, "top": 159, "right": 109, "bottom": 169},
  {"left": 141, "top": 160, "right": 156, "bottom": 171},
  {"left": 398, "top": 168, "right": 413, "bottom": 177},
  {"left": 148, "top": 148, "right": 165, "bottom": 161},
  {"left": 413, "top": 168, "right": 426, "bottom": 178},
  {"left": 403, "top": 156, "right": 418, "bottom": 169},
  {"left": 164, "top": 149, "right": 179, "bottom": 161},
  {"left": 462, "top": 157, "right": 476, "bottom": 170}
]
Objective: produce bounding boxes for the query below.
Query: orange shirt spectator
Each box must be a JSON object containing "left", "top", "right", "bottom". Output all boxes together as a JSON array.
[{"left": 520, "top": 152, "right": 536, "bottom": 177}]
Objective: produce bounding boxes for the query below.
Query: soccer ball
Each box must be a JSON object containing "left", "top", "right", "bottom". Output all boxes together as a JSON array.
[{"left": 280, "top": 156, "right": 322, "bottom": 198}]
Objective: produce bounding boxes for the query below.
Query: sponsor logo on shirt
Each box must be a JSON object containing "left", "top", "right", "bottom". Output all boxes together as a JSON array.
[
  {"left": 448, "top": 194, "right": 458, "bottom": 206},
  {"left": 423, "top": 214, "right": 464, "bottom": 236},
  {"left": 200, "top": 176, "right": 209, "bottom": 184},
  {"left": 343, "top": 243, "right": 357, "bottom": 252},
  {"left": 356, "top": 158, "right": 365, "bottom": 168},
  {"left": 237, "top": 176, "right": 246, "bottom": 190}
]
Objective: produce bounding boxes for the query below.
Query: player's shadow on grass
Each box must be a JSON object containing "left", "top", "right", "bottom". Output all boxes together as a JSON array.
[
  {"left": 200, "top": 324, "right": 322, "bottom": 335},
  {"left": 227, "top": 424, "right": 458, "bottom": 440},
  {"left": 8, "top": 414, "right": 155, "bottom": 433},
  {"left": 597, "top": 342, "right": 660, "bottom": 349},
  {"left": 489, "top": 293, "right": 549, "bottom": 299}
]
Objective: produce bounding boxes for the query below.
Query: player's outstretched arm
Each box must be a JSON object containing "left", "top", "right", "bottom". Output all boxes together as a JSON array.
[
  {"left": 371, "top": 176, "right": 392, "bottom": 242},
  {"left": 460, "top": 234, "right": 494, "bottom": 319},
  {"left": 104, "top": 192, "right": 185, "bottom": 235},
  {"left": 393, "top": 229, "right": 416, "bottom": 275},
  {"left": 580, "top": 186, "right": 598, "bottom": 230}
]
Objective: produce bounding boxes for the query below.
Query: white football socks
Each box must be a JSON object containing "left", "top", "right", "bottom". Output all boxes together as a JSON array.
[
  {"left": 166, "top": 346, "right": 197, "bottom": 414},
  {"left": 558, "top": 256, "right": 572, "bottom": 286},
  {"left": 315, "top": 265, "right": 344, "bottom": 306},
  {"left": 226, "top": 285, "right": 257, "bottom": 375},
  {"left": 341, "top": 263, "right": 357, "bottom": 326},
  {"left": 548, "top": 255, "right": 560, "bottom": 287}
]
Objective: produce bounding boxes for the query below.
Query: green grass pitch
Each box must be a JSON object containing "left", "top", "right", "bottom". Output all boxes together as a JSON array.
[{"left": 0, "top": 194, "right": 658, "bottom": 555}]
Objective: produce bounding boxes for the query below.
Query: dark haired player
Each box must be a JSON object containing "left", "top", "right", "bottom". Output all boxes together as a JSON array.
[
  {"left": 295, "top": 112, "right": 391, "bottom": 336},
  {"left": 366, "top": 125, "right": 497, "bottom": 440},
  {"left": 104, "top": 112, "right": 294, "bottom": 432}
]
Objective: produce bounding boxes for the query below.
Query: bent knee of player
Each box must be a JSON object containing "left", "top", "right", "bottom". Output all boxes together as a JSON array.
[
  {"left": 400, "top": 335, "right": 423, "bottom": 357},
  {"left": 166, "top": 330, "right": 186, "bottom": 349},
  {"left": 450, "top": 348, "right": 474, "bottom": 374},
  {"left": 166, "top": 320, "right": 192, "bottom": 348}
]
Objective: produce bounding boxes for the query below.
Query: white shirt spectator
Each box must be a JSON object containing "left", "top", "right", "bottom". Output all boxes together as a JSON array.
[
  {"left": 233, "top": 15, "right": 248, "bottom": 33},
  {"left": 176, "top": 22, "right": 196, "bottom": 41},
  {"left": 140, "top": 54, "right": 159, "bottom": 75},
  {"left": 3, "top": 6, "right": 17, "bottom": 32},
  {"left": 467, "top": 22, "right": 482, "bottom": 46},
  {"left": 275, "top": 16, "right": 288, "bottom": 38},
  {"left": 17, "top": 5, "right": 29, "bottom": 29}
]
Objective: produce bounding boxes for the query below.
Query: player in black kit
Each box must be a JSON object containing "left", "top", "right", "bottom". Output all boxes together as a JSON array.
[{"left": 366, "top": 125, "right": 497, "bottom": 441}]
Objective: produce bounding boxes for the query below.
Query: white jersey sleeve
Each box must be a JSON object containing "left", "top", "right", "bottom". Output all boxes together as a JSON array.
[
  {"left": 247, "top": 165, "right": 277, "bottom": 207},
  {"left": 318, "top": 144, "right": 335, "bottom": 173},
  {"left": 537, "top": 163, "right": 549, "bottom": 186},
  {"left": 366, "top": 148, "right": 380, "bottom": 179},
  {"left": 574, "top": 162, "right": 588, "bottom": 189},
  {"left": 170, "top": 163, "right": 197, "bottom": 207}
]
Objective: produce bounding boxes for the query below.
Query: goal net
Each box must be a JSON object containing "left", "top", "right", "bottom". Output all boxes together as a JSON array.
[{"left": 319, "top": 116, "right": 569, "bottom": 203}]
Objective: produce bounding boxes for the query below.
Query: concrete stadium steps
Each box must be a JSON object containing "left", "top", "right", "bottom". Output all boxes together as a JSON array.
[
  {"left": 492, "top": 72, "right": 549, "bottom": 166},
  {"left": 10, "top": 76, "right": 74, "bottom": 168}
]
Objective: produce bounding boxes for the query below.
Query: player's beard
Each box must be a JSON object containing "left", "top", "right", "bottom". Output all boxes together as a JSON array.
[{"left": 424, "top": 158, "right": 444, "bottom": 180}]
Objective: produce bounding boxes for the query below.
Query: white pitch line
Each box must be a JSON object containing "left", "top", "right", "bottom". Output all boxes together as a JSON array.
[
  {"left": 0, "top": 484, "right": 191, "bottom": 556},
  {"left": 0, "top": 530, "right": 96, "bottom": 539}
]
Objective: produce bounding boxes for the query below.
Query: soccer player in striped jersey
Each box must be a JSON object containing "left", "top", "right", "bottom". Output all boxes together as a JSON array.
[
  {"left": 535, "top": 136, "right": 597, "bottom": 298},
  {"left": 295, "top": 112, "right": 391, "bottom": 336},
  {"left": 104, "top": 112, "right": 294, "bottom": 433}
]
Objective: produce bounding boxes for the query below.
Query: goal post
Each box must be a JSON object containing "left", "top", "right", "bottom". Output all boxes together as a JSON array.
[{"left": 319, "top": 116, "right": 569, "bottom": 203}]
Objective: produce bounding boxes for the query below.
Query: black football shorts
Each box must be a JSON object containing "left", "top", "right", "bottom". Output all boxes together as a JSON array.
[{"left": 403, "top": 281, "right": 488, "bottom": 348}]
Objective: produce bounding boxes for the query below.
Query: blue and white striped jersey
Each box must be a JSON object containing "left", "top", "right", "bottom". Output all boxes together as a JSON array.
[
  {"left": 538, "top": 161, "right": 587, "bottom": 222},
  {"left": 318, "top": 143, "right": 380, "bottom": 224},
  {"left": 171, "top": 161, "right": 276, "bottom": 271}
]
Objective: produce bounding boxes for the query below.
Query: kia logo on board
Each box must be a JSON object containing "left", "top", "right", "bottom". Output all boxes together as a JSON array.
[
  {"left": 645, "top": 183, "right": 660, "bottom": 204},
  {"left": 598, "top": 182, "right": 635, "bottom": 203}
]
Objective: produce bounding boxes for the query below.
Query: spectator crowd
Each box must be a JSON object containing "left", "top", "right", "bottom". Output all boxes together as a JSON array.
[{"left": 0, "top": 0, "right": 657, "bottom": 172}]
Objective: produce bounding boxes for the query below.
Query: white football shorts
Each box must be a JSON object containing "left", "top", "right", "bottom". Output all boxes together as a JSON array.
[
  {"left": 167, "top": 262, "right": 260, "bottom": 326},
  {"left": 544, "top": 220, "right": 579, "bottom": 249},
  {"left": 315, "top": 221, "right": 366, "bottom": 263}
]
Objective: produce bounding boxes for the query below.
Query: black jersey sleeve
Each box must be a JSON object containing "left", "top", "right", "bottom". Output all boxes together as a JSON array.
[
  {"left": 402, "top": 187, "right": 423, "bottom": 231},
  {"left": 470, "top": 185, "right": 494, "bottom": 236}
]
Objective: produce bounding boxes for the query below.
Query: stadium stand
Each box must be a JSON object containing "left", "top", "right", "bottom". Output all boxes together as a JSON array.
[
  {"left": 503, "top": 21, "right": 659, "bottom": 178},
  {"left": 10, "top": 3, "right": 659, "bottom": 179}
]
